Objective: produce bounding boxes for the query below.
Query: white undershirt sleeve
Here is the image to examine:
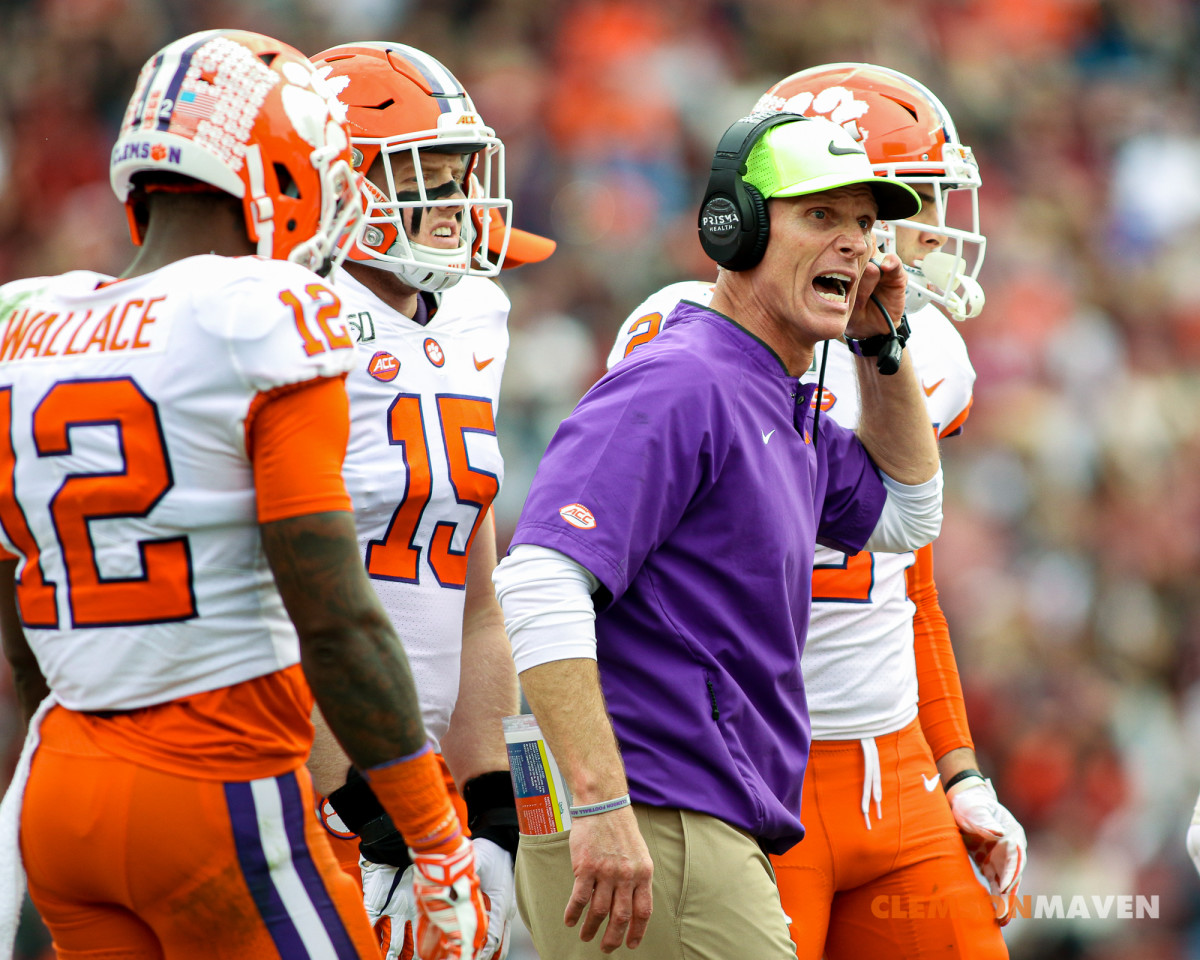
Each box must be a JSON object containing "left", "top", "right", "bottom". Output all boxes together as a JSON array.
[
  {"left": 862, "top": 468, "right": 944, "bottom": 553},
  {"left": 491, "top": 544, "right": 600, "bottom": 674}
]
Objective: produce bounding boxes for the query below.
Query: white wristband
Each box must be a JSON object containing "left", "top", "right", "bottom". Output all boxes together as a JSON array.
[{"left": 568, "top": 794, "right": 631, "bottom": 818}]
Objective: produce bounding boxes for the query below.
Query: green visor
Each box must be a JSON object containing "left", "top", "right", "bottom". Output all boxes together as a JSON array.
[{"left": 745, "top": 117, "right": 920, "bottom": 221}]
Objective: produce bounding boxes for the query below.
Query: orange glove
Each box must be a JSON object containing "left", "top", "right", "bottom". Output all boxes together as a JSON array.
[{"left": 411, "top": 835, "right": 488, "bottom": 960}]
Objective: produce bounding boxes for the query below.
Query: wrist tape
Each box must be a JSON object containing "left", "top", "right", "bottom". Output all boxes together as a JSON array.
[
  {"left": 943, "top": 767, "right": 984, "bottom": 792},
  {"left": 463, "top": 770, "right": 519, "bottom": 860},
  {"left": 326, "top": 767, "right": 411, "bottom": 869},
  {"left": 362, "top": 745, "right": 462, "bottom": 856}
]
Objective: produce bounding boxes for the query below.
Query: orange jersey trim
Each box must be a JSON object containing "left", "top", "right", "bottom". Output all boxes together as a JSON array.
[
  {"left": 53, "top": 664, "right": 315, "bottom": 780},
  {"left": 248, "top": 375, "right": 353, "bottom": 524},
  {"left": 906, "top": 544, "right": 974, "bottom": 760},
  {"left": 938, "top": 397, "right": 973, "bottom": 439}
]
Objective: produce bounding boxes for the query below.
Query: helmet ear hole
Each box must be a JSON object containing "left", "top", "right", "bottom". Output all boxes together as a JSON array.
[{"left": 274, "top": 164, "right": 301, "bottom": 199}]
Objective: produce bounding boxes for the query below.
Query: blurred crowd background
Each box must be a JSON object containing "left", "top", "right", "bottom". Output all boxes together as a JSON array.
[{"left": 2, "top": 0, "right": 1200, "bottom": 956}]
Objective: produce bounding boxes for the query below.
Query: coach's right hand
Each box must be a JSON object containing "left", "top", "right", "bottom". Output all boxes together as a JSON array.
[{"left": 566, "top": 806, "right": 654, "bottom": 953}]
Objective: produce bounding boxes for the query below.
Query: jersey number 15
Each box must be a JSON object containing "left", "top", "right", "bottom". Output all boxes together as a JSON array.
[{"left": 365, "top": 394, "right": 497, "bottom": 589}]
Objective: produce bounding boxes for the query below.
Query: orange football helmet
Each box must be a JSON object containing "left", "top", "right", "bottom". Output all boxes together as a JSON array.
[
  {"left": 110, "top": 30, "right": 363, "bottom": 276},
  {"left": 311, "top": 42, "right": 511, "bottom": 292},
  {"left": 755, "top": 63, "right": 985, "bottom": 321}
]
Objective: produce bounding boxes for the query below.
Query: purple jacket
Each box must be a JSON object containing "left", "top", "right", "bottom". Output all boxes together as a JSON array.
[{"left": 510, "top": 302, "right": 886, "bottom": 853}]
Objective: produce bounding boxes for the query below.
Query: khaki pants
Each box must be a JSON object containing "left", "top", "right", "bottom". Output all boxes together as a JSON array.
[{"left": 516, "top": 803, "right": 797, "bottom": 959}]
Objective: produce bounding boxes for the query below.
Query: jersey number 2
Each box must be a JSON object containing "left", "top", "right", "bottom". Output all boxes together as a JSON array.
[
  {"left": 365, "top": 395, "right": 497, "bottom": 588},
  {"left": 0, "top": 379, "right": 196, "bottom": 629},
  {"left": 811, "top": 550, "right": 874, "bottom": 604}
]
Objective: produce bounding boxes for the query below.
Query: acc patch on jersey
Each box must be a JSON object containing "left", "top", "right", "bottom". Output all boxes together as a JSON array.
[
  {"left": 559, "top": 503, "right": 596, "bottom": 530},
  {"left": 367, "top": 351, "right": 400, "bottom": 382},
  {"left": 423, "top": 337, "right": 445, "bottom": 367}
]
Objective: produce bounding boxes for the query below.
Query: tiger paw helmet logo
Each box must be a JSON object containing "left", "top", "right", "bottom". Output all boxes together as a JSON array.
[
  {"left": 559, "top": 503, "right": 596, "bottom": 530},
  {"left": 755, "top": 85, "right": 871, "bottom": 142}
]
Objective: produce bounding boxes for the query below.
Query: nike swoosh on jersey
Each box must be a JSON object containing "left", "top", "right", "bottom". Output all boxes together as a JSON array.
[
  {"left": 761, "top": 429, "right": 775, "bottom": 444},
  {"left": 922, "top": 378, "right": 945, "bottom": 397},
  {"left": 828, "top": 140, "right": 866, "bottom": 157},
  {"left": 922, "top": 773, "right": 941, "bottom": 792},
  {"left": 473, "top": 354, "right": 494, "bottom": 371}
]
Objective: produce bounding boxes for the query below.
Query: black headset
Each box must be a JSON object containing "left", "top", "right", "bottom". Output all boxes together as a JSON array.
[{"left": 697, "top": 113, "right": 810, "bottom": 271}]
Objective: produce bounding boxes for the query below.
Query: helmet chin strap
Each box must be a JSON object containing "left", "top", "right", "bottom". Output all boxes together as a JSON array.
[
  {"left": 356, "top": 236, "right": 470, "bottom": 293},
  {"left": 905, "top": 251, "right": 986, "bottom": 321},
  {"left": 358, "top": 199, "right": 478, "bottom": 293},
  {"left": 244, "top": 144, "right": 276, "bottom": 259},
  {"left": 903, "top": 264, "right": 937, "bottom": 315}
]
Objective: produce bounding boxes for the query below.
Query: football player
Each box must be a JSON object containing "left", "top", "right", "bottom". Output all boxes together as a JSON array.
[
  {"left": 0, "top": 30, "right": 487, "bottom": 960},
  {"left": 608, "top": 64, "right": 1026, "bottom": 959},
  {"left": 304, "top": 42, "right": 553, "bottom": 960}
]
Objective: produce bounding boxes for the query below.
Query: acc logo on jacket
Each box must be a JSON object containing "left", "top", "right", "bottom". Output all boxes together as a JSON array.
[
  {"left": 367, "top": 351, "right": 400, "bottom": 382},
  {"left": 424, "top": 337, "right": 445, "bottom": 367},
  {"left": 559, "top": 503, "right": 596, "bottom": 530}
]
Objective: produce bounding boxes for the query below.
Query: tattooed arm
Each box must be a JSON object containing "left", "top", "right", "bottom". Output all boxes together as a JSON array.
[
  {"left": 0, "top": 558, "right": 50, "bottom": 728},
  {"left": 256, "top": 385, "right": 486, "bottom": 951},
  {"left": 261, "top": 510, "right": 428, "bottom": 768},
  {"left": 251, "top": 378, "right": 426, "bottom": 768}
]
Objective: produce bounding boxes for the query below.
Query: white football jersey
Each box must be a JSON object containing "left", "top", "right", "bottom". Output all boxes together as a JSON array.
[
  {"left": 334, "top": 270, "right": 509, "bottom": 749},
  {"left": 0, "top": 256, "right": 358, "bottom": 711},
  {"left": 610, "top": 280, "right": 974, "bottom": 740}
]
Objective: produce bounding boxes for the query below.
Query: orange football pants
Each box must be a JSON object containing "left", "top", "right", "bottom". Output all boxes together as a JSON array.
[
  {"left": 21, "top": 709, "right": 381, "bottom": 959},
  {"left": 772, "top": 719, "right": 1008, "bottom": 960}
]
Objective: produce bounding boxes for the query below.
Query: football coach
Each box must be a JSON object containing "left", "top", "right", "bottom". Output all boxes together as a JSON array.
[{"left": 493, "top": 113, "right": 942, "bottom": 959}]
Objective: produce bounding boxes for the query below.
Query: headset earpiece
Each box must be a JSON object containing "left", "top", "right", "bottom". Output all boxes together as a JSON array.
[{"left": 698, "top": 113, "right": 806, "bottom": 271}]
